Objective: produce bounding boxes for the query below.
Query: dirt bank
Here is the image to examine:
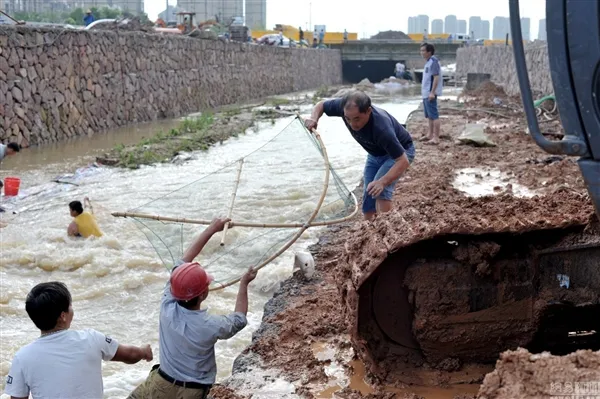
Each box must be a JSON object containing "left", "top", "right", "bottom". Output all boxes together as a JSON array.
[
  {"left": 478, "top": 348, "right": 600, "bottom": 399},
  {"left": 210, "top": 84, "right": 599, "bottom": 398}
]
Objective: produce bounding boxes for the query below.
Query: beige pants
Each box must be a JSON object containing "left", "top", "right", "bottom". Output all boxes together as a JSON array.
[{"left": 128, "top": 366, "right": 211, "bottom": 399}]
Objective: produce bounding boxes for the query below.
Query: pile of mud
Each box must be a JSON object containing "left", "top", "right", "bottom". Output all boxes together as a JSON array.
[
  {"left": 88, "top": 17, "right": 154, "bottom": 32},
  {"left": 370, "top": 31, "right": 411, "bottom": 40},
  {"left": 478, "top": 348, "right": 600, "bottom": 399},
  {"left": 459, "top": 81, "right": 519, "bottom": 108}
]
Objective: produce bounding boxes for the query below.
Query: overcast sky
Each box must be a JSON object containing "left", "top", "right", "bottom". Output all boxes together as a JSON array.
[{"left": 145, "top": 0, "right": 546, "bottom": 39}]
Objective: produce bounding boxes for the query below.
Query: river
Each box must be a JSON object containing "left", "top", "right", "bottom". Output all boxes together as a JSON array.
[{"left": 0, "top": 92, "right": 423, "bottom": 398}]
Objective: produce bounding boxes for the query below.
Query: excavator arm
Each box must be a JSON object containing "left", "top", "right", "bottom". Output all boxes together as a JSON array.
[{"left": 510, "top": 0, "right": 600, "bottom": 218}]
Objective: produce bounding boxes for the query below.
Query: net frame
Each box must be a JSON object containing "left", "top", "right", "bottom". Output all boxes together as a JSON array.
[{"left": 112, "top": 116, "right": 359, "bottom": 291}]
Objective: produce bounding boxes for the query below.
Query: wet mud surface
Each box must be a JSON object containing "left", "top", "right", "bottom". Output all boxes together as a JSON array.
[
  {"left": 477, "top": 348, "right": 600, "bottom": 399},
  {"left": 211, "top": 84, "right": 600, "bottom": 398}
]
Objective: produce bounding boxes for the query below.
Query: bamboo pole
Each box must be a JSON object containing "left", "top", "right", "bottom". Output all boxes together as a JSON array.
[
  {"left": 111, "top": 198, "right": 358, "bottom": 229},
  {"left": 221, "top": 159, "right": 244, "bottom": 246},
  {"left": 207, "top": 127, "right": 332, "bottom": 291}
]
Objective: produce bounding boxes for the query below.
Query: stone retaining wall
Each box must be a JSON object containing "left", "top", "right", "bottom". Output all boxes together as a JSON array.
[
  {"left": 0, "top": 26, "right": 342, "bottom": 146},
  {"left": 456, "top": 45, "right": 552, "bottom": 96}
]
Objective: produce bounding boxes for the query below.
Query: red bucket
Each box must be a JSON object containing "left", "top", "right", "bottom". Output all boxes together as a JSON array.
[{"left": 4, "top": 177, "right": 21, "bottom": 196}]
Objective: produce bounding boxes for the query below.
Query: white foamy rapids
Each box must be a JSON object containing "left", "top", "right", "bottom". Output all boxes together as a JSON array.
[{"left": 0, "top": 99, "right": 421, "bottom": 398}]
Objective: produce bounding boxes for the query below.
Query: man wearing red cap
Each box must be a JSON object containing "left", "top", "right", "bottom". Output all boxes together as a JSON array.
[{"left": 129, "top": 217, "right": 257, "bottom": 399}]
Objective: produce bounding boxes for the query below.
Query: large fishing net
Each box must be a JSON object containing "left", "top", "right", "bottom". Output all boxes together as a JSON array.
[{"left": 114, "top": 116, "right": 357, "bottom": 290}]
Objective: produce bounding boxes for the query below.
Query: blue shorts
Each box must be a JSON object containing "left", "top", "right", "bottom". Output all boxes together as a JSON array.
[
  {"left": 362, "top": 144, "right": 416, "bottom": 214},
  {"left": 423, "top": 97, "right": 439, "bottom": 120}
]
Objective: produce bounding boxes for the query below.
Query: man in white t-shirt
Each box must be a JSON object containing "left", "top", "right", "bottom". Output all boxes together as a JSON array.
[{"left": 4, "top": 281, "right": 153, "bottom": 399}]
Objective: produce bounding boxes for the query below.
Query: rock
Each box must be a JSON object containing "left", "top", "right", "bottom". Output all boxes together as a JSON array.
[
  {"left": 12, "top": 87, "right": 23, "bottom": 103},
  {"left": 94, "top": 85, "right": 102, "bottom": 98},
  {"left": 0, "top": 57, "right": 8, "bottom": 74},
  {"left": 14, "top": 106, "right": 25, "bottom": 119},
  {"left": 55, "top": 93, "right": 65, "bottom": 107},
  {"left": 28, "top": 66, "right": 38, "bottom": 80},
  {"left": 22, "top": 81, "right": 32, "bottom": 102},
  {"left": 83, "top": 90, "right": 93, "bottom": 101},
  {"left": 42, "top": 63, "right": 53, "bottom": 79},
  {"left": 8, "top": 48, "right": 19, "bottom": 67},
  {"left": 19, "top": 68, "right": 27, "bottom": 78},
  {"left": 6, "top": 68, "right": 16, "bottom": 81}
]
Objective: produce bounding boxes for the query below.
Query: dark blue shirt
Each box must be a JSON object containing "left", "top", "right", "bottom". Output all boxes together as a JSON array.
[
  {"left": 84, "top": 14, "right": 95, "bottom": 26},
  {"left": 322, "top": 98, "right": 413, "bottom": 159}
]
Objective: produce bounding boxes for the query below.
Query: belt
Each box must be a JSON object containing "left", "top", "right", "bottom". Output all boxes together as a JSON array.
[{"left": 155, "top": 366, "right": 212, "bottom": 391}]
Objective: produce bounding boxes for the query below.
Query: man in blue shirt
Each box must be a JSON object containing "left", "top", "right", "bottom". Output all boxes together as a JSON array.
[
  {"left": 83, "top": 10, "right": 95, "bottom": 26},
  {"left": 420, "top": 42, "right": 443, "bottom": 144},
  {"left": 305, "top": 91, "right": 415, "bottom": 220},
  {"left": 128, "top": 218, "right": 257, "bottom": 399}
]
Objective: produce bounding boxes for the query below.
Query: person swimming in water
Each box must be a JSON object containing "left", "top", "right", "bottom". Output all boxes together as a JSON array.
[{"left": 67, "top": 197, "right": 103, "bottom": 238}]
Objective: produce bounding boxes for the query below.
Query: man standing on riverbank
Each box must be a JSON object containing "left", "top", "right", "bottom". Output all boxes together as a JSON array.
[
  {"left": 128, "top": 218, "right": 257, "bottom": 399},
  {"left": 420, "top": 42, "right": 443, "bottom": 144},
  {"left": 304, "top": 91, "right": 415, "bottom": 220}
]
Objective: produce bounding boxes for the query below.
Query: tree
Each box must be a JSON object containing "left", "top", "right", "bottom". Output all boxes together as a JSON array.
[
  {"left": 69, "top": 8, "right": 85, "bottom": 25},
  {"left": 13, "top": 7, "right": 147, "bottom": 26}
]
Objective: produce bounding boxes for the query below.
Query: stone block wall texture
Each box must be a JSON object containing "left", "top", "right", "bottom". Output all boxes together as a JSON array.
[
  {"left": 456, "top": 45, "right": 552, "bottom": 96},
  {"left": 0, "top": 26, "right": 342, "bottom": 146}
]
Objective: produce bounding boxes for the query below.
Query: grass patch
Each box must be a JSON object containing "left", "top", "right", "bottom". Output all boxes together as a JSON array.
[
  {"left": 115, "top": 113, "right": 216, "bottom": 169},
  {"left": 222, "top": 107, "right": 242, "bottom": 117},
  {"left": 268, "top": 97, "right": 291, "bottom": 107}
]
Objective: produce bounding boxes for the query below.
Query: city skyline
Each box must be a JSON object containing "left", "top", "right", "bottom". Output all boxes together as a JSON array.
[
  {"left": 2, "top": 0, "right": 546, "bottom": 39},
  {"left": 148, "top": 0, "right": 546, "bottom": 38},
  {"left": 406, "top": 13, "right": 541, "bottom": 41}
]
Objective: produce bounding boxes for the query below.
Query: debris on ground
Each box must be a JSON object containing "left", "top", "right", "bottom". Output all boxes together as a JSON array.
[
  {"left": 477, "top": 348, "right": 600, "bottom": 399},
  {"left": 457, "top": 124, "right": 497, "bottom": 147}
]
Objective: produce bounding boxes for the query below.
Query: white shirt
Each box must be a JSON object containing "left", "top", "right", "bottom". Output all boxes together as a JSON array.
[
  {"left": 396, "top": 63, "right": 405, "bottom": 73},
  {"left": 4, "top": 329, "right": 119, "bottom": 399},
  {"left": 0, "top": 144, "right": 6, "bottom": 162}
]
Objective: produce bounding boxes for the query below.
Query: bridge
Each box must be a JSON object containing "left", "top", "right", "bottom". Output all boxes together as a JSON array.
[{"left": 328, "top": 40, "right": 462, "bottom": 83}]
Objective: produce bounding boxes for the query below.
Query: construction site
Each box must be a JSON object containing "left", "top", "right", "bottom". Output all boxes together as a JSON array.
[{"left": 197, "top": 78, "right": 600, "bottom": 398}]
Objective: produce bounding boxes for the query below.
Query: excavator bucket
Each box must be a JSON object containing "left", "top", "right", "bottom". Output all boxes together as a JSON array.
[{"left": 355, "top": 227, "right": 600, "bottom": 384}]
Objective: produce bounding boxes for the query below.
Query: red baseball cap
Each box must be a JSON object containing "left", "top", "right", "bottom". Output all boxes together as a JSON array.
[{"left": 170, "top": 262, "right": 214, "bottom": 301}]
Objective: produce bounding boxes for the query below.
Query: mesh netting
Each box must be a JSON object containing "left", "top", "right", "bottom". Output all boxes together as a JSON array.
[{"left": 119, "top": 116, "right": 356, "bottom": 289}]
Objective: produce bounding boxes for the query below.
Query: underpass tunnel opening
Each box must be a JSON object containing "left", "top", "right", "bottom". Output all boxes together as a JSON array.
[{"left": 356, "top": 226, "right": 600, "bottom": 372}]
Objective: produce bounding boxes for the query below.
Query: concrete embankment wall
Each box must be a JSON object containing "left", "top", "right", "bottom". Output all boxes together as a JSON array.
[
  {"left": 456, "top": 44, "right": 552, "bottom": 96},
  {"left": 0, "top": 26, "right": 342, "bottom": 146}
]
